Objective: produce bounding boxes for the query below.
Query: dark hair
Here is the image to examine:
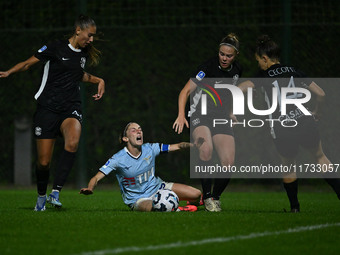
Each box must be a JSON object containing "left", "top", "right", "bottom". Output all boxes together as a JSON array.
[
  {"left": 74, "top": 14, "right": 101, "bottom": 66},
  {"left": 119, "top": 122, "right": 133, "bottom": 144},
  {"left": 255, "top": 35, "right": 280, "bottom": 61},
  {"left": 219, "top": 33, "right": 240, "bottom": 53}
]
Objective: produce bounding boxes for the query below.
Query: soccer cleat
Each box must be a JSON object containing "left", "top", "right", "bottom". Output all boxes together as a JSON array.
[
  {"left": 34, "top": 195, "right": 47, "bottom": 211},
  {"left": 214, "top": 199, "right": 222, "bottom": 212},
  {"left": 204, "top": 197, "right": 217, "bottom": 212},
  {"left": 186, "top": 194, "right": 204, "bottom": 206},
  {"left": 290, "top": 208, "right": 300, "bottom": 213},
  {"left": 47, "top": 191, "right": 62, "bottom": 208},
  {"left": 283, "top": 207, "right": 300, "bottom": 213},
  {"left": 177, "top": 205, "right": 198, "bottom": 212}
]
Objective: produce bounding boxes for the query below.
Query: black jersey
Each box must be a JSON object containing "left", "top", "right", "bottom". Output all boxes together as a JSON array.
[
  {"left": 256, "top": 64, "right": 312, "bottom": 120},
  {"left": 189, "top": 56, "right": 242, "bottom": 117},
  {"left": 34, "top": 39, "right": 88, "bottom": 112}
]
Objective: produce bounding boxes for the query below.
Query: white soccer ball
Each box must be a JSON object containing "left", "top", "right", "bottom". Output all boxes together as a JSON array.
[{"left": 152, "top": 189, "right": 179, "bottom": 212}]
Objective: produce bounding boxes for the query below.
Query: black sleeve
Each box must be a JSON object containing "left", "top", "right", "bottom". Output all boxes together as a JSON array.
[
  {"left": 34, "top": 41, "right": 58, "bottom": 62},
  {"left": 191, "top": 61, "right": 209, "bottom": 83}
]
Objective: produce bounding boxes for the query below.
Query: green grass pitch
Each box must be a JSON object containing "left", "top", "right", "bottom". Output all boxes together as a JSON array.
[{"left": 0, "top": 188, "right": 339, "bottom": 255}]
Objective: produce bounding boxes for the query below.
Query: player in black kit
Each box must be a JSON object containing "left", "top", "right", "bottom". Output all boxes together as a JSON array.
[
  {"left": 239, "top": 35, "right": 340, "bottom": 212},
  {"left": 173, "top": 33, "right": 242, "bottom": 212},
  {"left": 0, "top": 15, "right": 105, "bottom": 211}
]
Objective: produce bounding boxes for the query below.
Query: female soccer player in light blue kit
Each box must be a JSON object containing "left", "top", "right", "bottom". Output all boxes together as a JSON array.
[{"left": 80, "top": 122, "right": 201, "bottom": 211}]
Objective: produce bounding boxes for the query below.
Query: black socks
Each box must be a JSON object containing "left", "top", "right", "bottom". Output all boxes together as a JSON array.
[
  {"left": 212, "top": 178, "right": 231, "bottom": 200},
  {"left": 324, "top": 178, "right": 340, "bottom": 200},
  {"left": 283, "top": 180, "right": 300, "bottom": 210},
  {"left": 36, "top": 164, "right": 50, "bottom": 196},
  {"left": 52, "top": 149, "right": 76, "bottom": 191}
]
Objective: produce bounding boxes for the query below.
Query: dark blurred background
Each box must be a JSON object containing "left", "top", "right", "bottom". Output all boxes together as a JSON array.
[{"left": 0, "top": 0, "right": 339, "bottom": 188}]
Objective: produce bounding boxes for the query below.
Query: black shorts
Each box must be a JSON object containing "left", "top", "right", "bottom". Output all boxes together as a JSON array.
[
  {"left": 189, "top": 112, "right": 234, "bottom": 137},
  {"left": 33, "top": 104, "right": 83, "bottom": 139},
  {"left": 272, "top": 116, "right": 320, "bottom": 158}
]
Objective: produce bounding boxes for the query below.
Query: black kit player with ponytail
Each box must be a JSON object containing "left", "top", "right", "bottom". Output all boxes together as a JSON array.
[
  {"left": 0, "top": 15, "right": 105, "bottom": 211},
  {"left": 173, "top": 33, "right": 243, "bottom": 212},
  {"left": 239, "top": 35, "right": 340, "bottom": 212}
]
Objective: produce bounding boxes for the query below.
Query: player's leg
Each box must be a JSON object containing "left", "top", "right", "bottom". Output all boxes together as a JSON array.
[
  {"left": 192, "top": 126, "right": 214, "bottom": 209},
  {"left": 307, "top": 141, "right": 340, "bottom": 200},
  {"left": 172, "top": 183, "right": 201, "bottom": 201},
  {"left": 193, "top": 126, "right": 214, "bottom": 161},
  {"left": 48, "top": 118, "right": 81, "bottom": 207},
  {"left": 274, "top": 133, "right": 300, "bottom": 212},
  {"left": 169, "top": 183, "right": 200, "bottom": 212},
  {"left": 281, "top": 156, "right": 300, "bottom": 212},
  {"left": 210, "top": 134, "right": 235, "bottom": 212},
  {"left": 34, "top": 138, "right": 56, "bottom": 211},
  {"left": 133, "top": 200, "right": 153, "bottom": 212},
  {"left": 271, "top": 125, "right": 301, "bottom": 212},
  {"left": 300, "top": 117, "right": 340, "bottom": 200}
]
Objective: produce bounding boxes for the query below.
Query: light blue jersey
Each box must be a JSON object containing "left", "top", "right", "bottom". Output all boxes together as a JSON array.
[{"left": 99, "top": 143, "right": 170, "bottom": 206}]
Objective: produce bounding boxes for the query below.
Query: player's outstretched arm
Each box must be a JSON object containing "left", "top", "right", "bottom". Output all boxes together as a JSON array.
[
  {"left": 173, "top": 80, "right": 197, "bottom": 134},
  {"left": 238, "top": 80, "right": 255, "bottom": 93},
  {"left": 168, "top": 142, "right": 192, "bottom": 152},
  {"left": 79, "top": 171, "right": 106, "bottom": 195},
  {"left": 0, "top": 56, "right": 40, "bottom": 78},
  {"left": 82, "top": 72, "right": 105, "bottom": 100}
]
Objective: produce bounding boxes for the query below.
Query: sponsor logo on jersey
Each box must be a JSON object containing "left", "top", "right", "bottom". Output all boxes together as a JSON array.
[
  {"left": 62, "top": 57, "right": 70, "bottom": 61},
  {"left": 196, "top": 71, "right": 205, "bottom": 81},
  {"left": 38, "top": 45, "right": 47, "bottom": 53},
  {"left": 35, "top": 126, "right": 42, "bottom": 136},
  {"left": 267, "top": 66, "right": 296, "bottom": 77},
  {"left": 192, "top": 118, "right": 200, "bottom": 126},
  {"left": 123, "top": 177, "right": 136, "bottom": 186}
]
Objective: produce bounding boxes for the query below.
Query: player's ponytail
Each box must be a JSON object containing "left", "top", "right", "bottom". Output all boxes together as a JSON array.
[
  {"left": 74, "top": 14, "right": 101, "bottom": 66},
  {"left": 255, "top": 34, "right": 280, "bottom": 61}
]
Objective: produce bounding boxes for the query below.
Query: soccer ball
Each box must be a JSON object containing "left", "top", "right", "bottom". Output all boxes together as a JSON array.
[{"left": 152, "top": 189, "right": 179, "bottom": 212}]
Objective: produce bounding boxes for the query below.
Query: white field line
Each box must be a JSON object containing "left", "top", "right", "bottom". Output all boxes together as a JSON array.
[{"left": 76, "top": 222, "right": 340, "bottom": 255}]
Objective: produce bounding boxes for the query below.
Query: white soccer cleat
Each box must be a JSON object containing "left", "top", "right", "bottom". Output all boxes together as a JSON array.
[{"left": 204, "top": 197, "right": 217, "bottom": 212}]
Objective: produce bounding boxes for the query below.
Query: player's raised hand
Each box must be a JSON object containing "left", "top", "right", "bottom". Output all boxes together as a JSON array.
[
  {"left": 173, "top": 116, "right": 189, "bottom": 134},
  {"left": 79, "top": 188, "right": 93, "bottom": 195},
  {"left": 93, "top": 78, "right": 105, "bottom": 100}
]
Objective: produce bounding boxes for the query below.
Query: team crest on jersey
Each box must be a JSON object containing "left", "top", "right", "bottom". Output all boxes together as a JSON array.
[
  {"left": 38, "top": 45, "right": 47, "bottom": 53},
  {"left": 143, "top": 156, "right": 151, "bottom": 164},
  {"left": 80, "top": 57, "right": 86, "bottom": 68},
  {"left": 232, "top": 74, "right": 239, "bottom": 85},
  {"left": 35, "top": 127, "right": 42, "bottom": 136}
]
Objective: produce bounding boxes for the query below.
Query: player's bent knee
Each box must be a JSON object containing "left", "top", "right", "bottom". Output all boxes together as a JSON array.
[
  {"left": 187, "top": 187, "right": 202, "bottom": 201},
  {"left": 193, "top": 188, "right": 202, "bottom": 199},
  {"left": 199, "top": 150, "right": 213, "bottom": 161},
  {"left": 64, "top": 142, "right": 79, "bottom": 153},
  {"left": 133, "top": 199, "right": 153, "bottom": 212}
]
